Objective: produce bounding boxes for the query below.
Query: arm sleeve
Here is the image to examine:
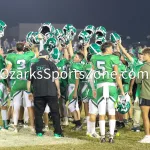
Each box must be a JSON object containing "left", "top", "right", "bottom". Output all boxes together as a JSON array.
[{"left": 5, "top": 54, "right": 13, "bottom": 65}]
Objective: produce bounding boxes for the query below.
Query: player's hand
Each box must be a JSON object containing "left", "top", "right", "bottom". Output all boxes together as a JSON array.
[
  {"left": 24, "top": 42, "right": 30, "bottom": 47},
  {"left": 73, "top": 92, "right": 77, "bottom": 99},
  {"left": 92, "top": 90, "right": 97, "bottom": 99},
  {"left": 28, "top": 93, "right": 34, "bottom": 101},
  {"left": 116, "top": 40, "right": 121, "bottom": 46},
  {"left": 128, "top": 90, "right": 133, "bottom": 96},
  {"left": 84, "top": 43, "right": 90, "bottom": 49},
  {"left": 7, "top": 87, "right": 10, "bottom": 93},
  {"left": 121, "top": 91, "right": 125, "bottom": 96},
  {"left": 57, "top": 90, "right": 61, "bottom": 99},
  {"left": 38, "top": 33, "right": 43, "bottom": 40}
]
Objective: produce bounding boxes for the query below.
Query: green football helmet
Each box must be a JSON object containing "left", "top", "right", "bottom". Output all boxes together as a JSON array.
[
  {"left": 55, "top": 29, "right": 64, "bottom": 40},
  {"left": 117, "top": 93, "right": 131, "bottom": 114},
  {"left": 59, "top": 34, "right": 70, "bottom": 48},
  {"left": 0, "top": 27, "right": 4, "bottom": 38},
  {"left": 50, "top": 47, "right": 61, "bottom": 63},
  {"left": 0, "top": 20, "right": 7, "bottom": 30},
  {"left": 110, "top": 32, "right": 121, "bottom": 45},
  {"left": 26, "top": 31, "right": 34, "bottom": 46},
  {"left": 95, "top": 36, "right": 106, "bottom": 46},
  {"left": 32, "top": 32, "right": 40, "bottom": 44},
  {"left": 78, "top": 31, "right": 90, "bottom": 46},
  {"left": 84, "top": 25, "right": 95, "bottom": 38},
  {"left": 63, "top": 24, "right": 77, "bottom": 41},
  {"left": 44, "top": 38, "right": 57, "bottom": 52},
  {"left": 38, "top": 22, "right": 55, "bottom": 36},
  {"left": 45, "top": 32, "right": 55, "bottom": 40},
  {"left": 0, "top": 20, "right": 7, "bottom": 38},
  {"left": 89, "top": 43, "right": 101, "bottom": 55},
  {"left": 55, "top": 29, "right": 69, "bottom": 48},
  {"left": 95, "top": 26, "right": 107, "bottom": 38}
]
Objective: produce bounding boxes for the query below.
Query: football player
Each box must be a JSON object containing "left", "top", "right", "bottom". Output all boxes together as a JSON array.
[
  {"left": 2, "top": 43, "right": 39, "bottom": 132},
  {"left": 90, "top": 42, "right": 125, "bottom": 143}
]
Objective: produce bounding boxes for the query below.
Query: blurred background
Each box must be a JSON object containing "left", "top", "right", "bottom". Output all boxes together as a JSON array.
[{"left": 1, "top": 0, "right": 150, "bottom": 51}]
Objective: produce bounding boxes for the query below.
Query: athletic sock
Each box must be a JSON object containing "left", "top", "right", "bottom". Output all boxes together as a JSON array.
[
  {"left": 99, "top": 120, "right": 105, "bottom": 136},
  {"left": 89, "top": 121, "right": 96, "bottom": 134},
  {"left": 1, "top": 110, "right": 8, "bottom": 129},
  {"left": 109, "top": 120, "right": 116, "bottom": 137}
]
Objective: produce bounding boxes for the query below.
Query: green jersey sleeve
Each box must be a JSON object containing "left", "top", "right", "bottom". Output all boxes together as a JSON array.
[
  {"left": 5, "top": 53, "right": 16, "bottom": 65},
  {"left": 25, "top": 51, "right": 36, "bottom": 59},
  {"left": 110, "top": 55, "right": 120, "bottom": 66}
]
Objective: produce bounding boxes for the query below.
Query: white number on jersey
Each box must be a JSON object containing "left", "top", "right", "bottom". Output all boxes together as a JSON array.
[
  {"left": 96, "top": 61, "right": 106, "bottom": 73},
  {"left": 17, "top": 60, "right": 26, "bottom": 69}
]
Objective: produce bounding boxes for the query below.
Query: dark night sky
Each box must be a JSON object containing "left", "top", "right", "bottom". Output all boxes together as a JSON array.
[{"left": 1, "top": 0, "right": 150, "bottom": 41}]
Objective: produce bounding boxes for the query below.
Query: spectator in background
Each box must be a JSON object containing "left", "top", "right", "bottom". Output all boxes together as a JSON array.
[
  {"left": 3, "top": 39, "right": 10, "bottom": 53},
  {"left": 128, "top": 46, "right": 136, "bottom": 55},
  {"left": 11, "top": 38, "right": 16, "bottom": 49}
]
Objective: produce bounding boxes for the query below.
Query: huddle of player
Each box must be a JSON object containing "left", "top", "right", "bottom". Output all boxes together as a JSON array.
[{"left": 0, "top": 20, "right": 145, "bottom": 143}]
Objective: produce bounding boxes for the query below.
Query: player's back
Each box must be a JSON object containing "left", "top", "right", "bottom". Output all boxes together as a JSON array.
[
  {"left": 91, "top": 54, "right": 120, "bottom": 84},
  {"left": 6, "top": 51, "right": 35, "bottom": 79}
]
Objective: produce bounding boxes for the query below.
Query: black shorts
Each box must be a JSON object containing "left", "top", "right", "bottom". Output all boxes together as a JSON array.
[{"left": 139, "top": 98, "right": 150, "bottom": 106}]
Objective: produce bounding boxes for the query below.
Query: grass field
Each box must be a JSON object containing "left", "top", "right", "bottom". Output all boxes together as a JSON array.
[{"left": 0, "top": 120, "right": 149, "bottom": 150}]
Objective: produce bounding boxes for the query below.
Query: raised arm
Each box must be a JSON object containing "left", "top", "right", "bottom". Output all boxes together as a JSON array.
[
  {"left": 67, "top": 41, "right": 74, "bottom": 58},
  {"left": 118, "top": 41, "right": 133, "bottom": 62}
]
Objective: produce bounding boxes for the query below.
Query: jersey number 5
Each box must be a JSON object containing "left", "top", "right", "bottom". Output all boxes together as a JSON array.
[
  {"left": 96, "top": 61, "right": 105, "bottom": 73},
  {"left": 17, "top": 60, "right": 26, "bottom": 69}
]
